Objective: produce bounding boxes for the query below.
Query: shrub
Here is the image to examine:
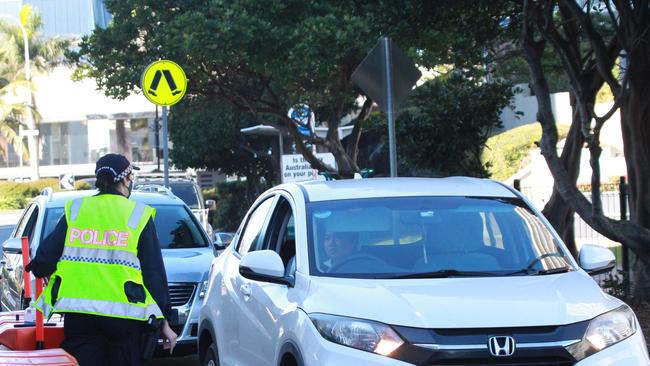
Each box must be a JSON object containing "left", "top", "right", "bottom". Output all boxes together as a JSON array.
[
  {"left": 203, "top": 181, "right": 251, "bottom": 232},
  {"left": 482, "top": 123, "right": 570, "bottom": 181},
  {"left": 0, "top": 179, "right": 61, "bottom": 210}
]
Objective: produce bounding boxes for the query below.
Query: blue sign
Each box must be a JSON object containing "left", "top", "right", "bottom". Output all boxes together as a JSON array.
[{"left": 288, "top": 103, "right": 313, "bottom": 137}]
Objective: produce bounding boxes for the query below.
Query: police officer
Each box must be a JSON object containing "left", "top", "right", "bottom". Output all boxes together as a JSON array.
[{"left": 27, "top": 153, "right": 177, "bottom": 366}]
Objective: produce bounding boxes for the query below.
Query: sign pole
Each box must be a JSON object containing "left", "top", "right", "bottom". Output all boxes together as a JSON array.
[
  {"left": 141, "top": 60, "right": 186, "bottom": 188},
  {"left": 383, "top": 36, "right": 397, "bottom": 177},
  {"left": 162, "top": 106, "right": 170, "bottom": 188}
]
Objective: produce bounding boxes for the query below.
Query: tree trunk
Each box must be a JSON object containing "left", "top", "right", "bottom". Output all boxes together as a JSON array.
[
  {"left": 620, "top": 38, "right": 650, "bottom": 298},
  {"left": 542, "top": 109, "right": 583, "bottom": 256}
]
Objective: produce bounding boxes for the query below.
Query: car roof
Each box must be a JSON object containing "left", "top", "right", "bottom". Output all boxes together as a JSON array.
[
  {"left": 289, "top": 177, "right": 517, "bottom": 202},
  {"left": 135, "top": 179, "right": 195, "bottom": 185},
  {"left": 40, "top": 190, "right": 186, "bottom": 208}
]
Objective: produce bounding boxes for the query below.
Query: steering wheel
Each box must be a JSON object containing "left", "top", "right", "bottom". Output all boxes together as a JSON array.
[{"left": 328, "top": 254, "right": 385, "bottom": 273}]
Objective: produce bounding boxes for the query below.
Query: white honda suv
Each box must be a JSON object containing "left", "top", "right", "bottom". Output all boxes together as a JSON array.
[{"left": 198, "top": 177, "right": 649, "bottom": 366}]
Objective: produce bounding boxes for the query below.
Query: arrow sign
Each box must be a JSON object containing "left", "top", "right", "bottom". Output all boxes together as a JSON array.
[{"left": 59, "top": 173, "right": 75, "bottom": 190}]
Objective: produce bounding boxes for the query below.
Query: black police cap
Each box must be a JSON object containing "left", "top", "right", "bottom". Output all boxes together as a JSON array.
[{"left": 95, "top": 153, "right": 140, "bottom": 182}]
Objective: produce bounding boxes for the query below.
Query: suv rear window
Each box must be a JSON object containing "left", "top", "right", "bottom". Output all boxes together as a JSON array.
[
  {"left": 41, "top": 204, "right": 208, "bottom": 249},
  {"left": 169, "top": 184, "right": 200, "bottom": 209}
]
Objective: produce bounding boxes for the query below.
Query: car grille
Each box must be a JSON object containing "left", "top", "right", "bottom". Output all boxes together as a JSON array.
[
  {"left": 169, "top": 283, "right": 196, "bottom": 307},
  {"left": 428, "top": 360, "right": 574, "bottom": 366}
]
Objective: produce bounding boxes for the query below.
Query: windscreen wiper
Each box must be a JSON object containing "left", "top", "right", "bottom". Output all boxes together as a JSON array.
[
  {"left": 386, "top": 269, "right": 500, "bottom": 279},
  {"left": 505, "top": 267, "right": 571, "bottom": 276}
]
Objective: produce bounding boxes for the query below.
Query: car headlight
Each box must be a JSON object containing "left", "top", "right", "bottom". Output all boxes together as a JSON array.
[
  {"left": 309, "top": 313, "right": 404, "bottom": 356},
  {"left": 566, "top": 305, "right": 637, "bottom": 361}
]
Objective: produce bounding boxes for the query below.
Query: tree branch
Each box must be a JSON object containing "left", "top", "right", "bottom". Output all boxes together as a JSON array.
[{"left": 561, "top": 0, "right": 621, "bottom": 94}]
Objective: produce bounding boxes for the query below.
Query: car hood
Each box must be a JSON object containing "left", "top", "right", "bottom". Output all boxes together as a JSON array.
[
  {"left": 301, "top": 271, "right": 622, "bottom": 328},
  {"left": 162, "top": 247, "right": 214, "bottom": 283}
]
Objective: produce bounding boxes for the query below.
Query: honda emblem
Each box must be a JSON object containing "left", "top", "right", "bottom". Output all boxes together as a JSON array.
[{"left": 488, "top": 336, "right": 515, "bottom": 357}]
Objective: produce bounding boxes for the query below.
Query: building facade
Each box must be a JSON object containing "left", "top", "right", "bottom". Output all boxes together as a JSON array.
[{"left": 0, "top": 0, "right": 161, "bottom": 180}]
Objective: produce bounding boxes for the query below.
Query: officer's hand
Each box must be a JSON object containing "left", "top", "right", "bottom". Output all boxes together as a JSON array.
[{"left": 161, "top": 319, "right": 178, "bottom": 354}]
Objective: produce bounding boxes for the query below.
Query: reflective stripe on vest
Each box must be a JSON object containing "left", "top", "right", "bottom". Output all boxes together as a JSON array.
[
  {"left": 69, "top": 198, "right": 83, "bottom": 221},
  {"left": 53, "top": 298, "right": 162, "bottom": 320},
  {"left": 35, "top": 296, "right": 53, "bottom": 319},
  {"left": 61, "top": 246, "right": 142, "bottom": 270},
  {"left": 128, "top": 202, "right": 146, "bottom": 230}
]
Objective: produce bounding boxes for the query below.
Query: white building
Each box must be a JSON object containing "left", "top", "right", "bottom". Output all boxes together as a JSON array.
[{"left": 0, "top": 0, "right": 162, "bottom": 180}]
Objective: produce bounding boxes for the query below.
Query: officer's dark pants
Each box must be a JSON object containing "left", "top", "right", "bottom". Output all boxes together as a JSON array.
[{"left": 61, "top": 313, "right": 146, "bottom": 366}]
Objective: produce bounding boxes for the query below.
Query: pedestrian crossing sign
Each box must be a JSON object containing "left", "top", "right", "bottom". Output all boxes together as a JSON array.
[{"left": 141, "top": 60, "right": 187, "bottom": 106}]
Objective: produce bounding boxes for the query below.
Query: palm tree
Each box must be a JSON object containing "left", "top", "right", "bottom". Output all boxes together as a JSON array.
[{"left": 0, "top": 4, "right": 71, "bottom": 173}]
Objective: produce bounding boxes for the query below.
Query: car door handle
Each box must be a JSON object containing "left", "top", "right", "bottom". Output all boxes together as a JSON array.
[{"left": 239, "top": 283, "right": 251, "bottom": 298}]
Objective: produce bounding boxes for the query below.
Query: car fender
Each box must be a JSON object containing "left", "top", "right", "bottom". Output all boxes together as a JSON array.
[
  {"left": 198, "top": 317, "right": 216, "bottom": 364},
  {"left": 277, "top": 340, "right": 304, "bottom": 366}
]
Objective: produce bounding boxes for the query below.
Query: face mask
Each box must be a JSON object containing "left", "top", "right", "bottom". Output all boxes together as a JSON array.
[{"left": 127, "top": 180, "right": 133, "bottom": 198}]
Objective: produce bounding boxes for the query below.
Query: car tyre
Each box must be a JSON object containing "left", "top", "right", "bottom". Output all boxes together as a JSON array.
[{"left": 203, "top": 343, "right": 219, "bottom": 366}]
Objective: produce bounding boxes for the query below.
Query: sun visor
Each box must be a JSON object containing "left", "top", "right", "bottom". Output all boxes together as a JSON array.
[{"left": 321, "top": 207, "right": 393, "bottom": 232}]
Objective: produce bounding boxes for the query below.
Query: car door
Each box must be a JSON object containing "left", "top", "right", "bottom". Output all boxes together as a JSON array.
[
  {"left": 237, "top": 193, "right": 298, "bottom": 366},
  {"left": 1, "top": 203, "right": 39, "bottom": 310},
  {"left": 218, "top": 195, "right": 276, "bottom": 365}
]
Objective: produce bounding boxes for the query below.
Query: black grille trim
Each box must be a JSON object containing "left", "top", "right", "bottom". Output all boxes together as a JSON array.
[
  {"left": 386, "top": 322, "right": 588, "bottom": 365},
  {"left": 169, "top": 283, "right": 196, "bottom": 307}
]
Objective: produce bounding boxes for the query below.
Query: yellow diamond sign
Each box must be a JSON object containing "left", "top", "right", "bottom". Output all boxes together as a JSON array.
[{"left": 141, "top": 60, "right": 187, "bottom": 106}]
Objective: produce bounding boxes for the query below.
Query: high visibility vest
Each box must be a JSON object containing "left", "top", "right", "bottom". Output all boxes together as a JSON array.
[{"left": 35, "top": 194, "right": 164, "bottom": 321}]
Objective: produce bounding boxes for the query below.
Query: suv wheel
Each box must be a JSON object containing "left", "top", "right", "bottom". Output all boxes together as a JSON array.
[{"left": 203, "top": 343, "right": 219, "bottom": 366}]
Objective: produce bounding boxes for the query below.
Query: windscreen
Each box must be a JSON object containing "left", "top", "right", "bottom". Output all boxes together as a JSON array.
[
  {"left": 170, "top": 185, "right": 199, "bottom": 209},
  {"left": 308, "top": 196, "right": 572, "bottom": 278},
  {"left": 41, "top": 204, "right": 208, "bottom": 249}
]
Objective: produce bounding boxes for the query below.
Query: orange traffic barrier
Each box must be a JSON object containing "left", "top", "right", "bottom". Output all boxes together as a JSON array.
[
  {"left": 0, "top": 237, "right": 78, "bottom": 365},
  {"left": 0, "top": 348, "right": 77, "bottom": 365},
  {"left": 19, "top": 237, "right": 31, "bottom": 305}
]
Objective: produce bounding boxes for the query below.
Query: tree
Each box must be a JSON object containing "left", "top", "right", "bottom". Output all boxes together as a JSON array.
[
  {"left": 360, "top": 73, "right": 514, "bottom": 177},
  {"left": 169, "top": 96, "right": 275, "bottom": 200},
  {"left": 521, "top": 0, "right": 650, "bottom": 297},
  {"left": 71, "top": 0, "right": 520, "bottom": 179},
  {"left": 0, "top": 5, "right": 71, "bottom": 173}
]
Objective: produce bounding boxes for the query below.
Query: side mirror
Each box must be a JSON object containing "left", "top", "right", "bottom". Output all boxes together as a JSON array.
[
  {"left": 239, "top": 250, "right": 293, "bottom": 286},
  {"left": 579, "top": 244, "right": 616, "bottom": 275},
  {"left": 213, "top": 241, "right": 228, "bottom": 252},
  {"left": 205, "top": 199, "right": 216, "bottom": 211},
  {"left": 213, "top": 233, "right": 233, "bottom": 251},
  {"left": 2, "top": 237, "right": 23, "bottom": 255}
]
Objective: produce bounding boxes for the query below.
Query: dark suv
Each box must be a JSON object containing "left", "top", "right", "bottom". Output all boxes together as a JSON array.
[{"left": 134, "top": 178, "right": 215, "bottom": 237}]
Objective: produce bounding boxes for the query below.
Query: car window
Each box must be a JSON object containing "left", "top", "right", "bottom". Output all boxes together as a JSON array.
[
  {"left": 152, "top": 205, "right": 208, "bottom": 249},
  {"left": 14, "top": 204, "right": 37, "bottom": 238},
  {"left": 307, "top": 196, "right": 572, "bottom": 278},
  {"left": 39, "top": 204, "right": 208, "bottom": 249},
  {"left": 41, "top": 207, "right": 65, "bottom": 241},
  {"left": 169, "top": 184, "right": 200, "bottom": 209},
  {"left": 262, "top": 197, "right": 296, "bottom": 271},
  {"left": 236, "top": 198, "right": 275, "bottom": 256},
  {"left": 21, "top": 206, "right": 40, "bottom": 246}
]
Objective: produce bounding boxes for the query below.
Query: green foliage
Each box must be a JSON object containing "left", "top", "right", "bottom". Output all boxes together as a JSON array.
[
  {"left": 482, "top": 123, "right": 570, "bottom": 181},
  {"left": 71, "top": 0, "right": 521, "bottom": 177},
  {"left": 360, "top": 73, "right": 514, "bottom": 177},
  {"left": 204, "top": 181, "right": 251, "bottom": 232},
  {"left": 0, "top": 178, "right": 61, "bottom": 210},
  {"left": 169, "top": 98, "right": 275, "bottom": 183},
  {"left": 74, "top": 180, "right": 92, "bottom": 190}
]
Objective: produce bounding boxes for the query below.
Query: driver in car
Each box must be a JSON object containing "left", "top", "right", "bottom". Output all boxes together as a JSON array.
[{"left": 323, "top": 231, "right": 359, "bottom": 271}]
